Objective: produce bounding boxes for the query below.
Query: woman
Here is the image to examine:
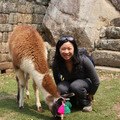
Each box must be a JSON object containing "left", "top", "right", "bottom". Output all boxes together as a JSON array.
[{"left": 52, "top": 36, "right": 100, "bottom": 112}]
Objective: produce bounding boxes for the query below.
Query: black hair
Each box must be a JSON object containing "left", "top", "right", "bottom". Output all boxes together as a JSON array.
[{"left": 53, "top": 36, "right": 81, "bottom": 73}]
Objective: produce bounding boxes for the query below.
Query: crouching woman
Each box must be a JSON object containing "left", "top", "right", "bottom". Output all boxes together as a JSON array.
[{"left": 52, "top": 36, "right": 100, "bottom": 112}]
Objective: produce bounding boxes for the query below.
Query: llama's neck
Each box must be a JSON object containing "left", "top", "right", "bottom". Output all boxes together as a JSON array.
[
  {"left": 32, "top": 71, "right": 50, "bottom": 99},
  {"left": 20, "top": 58, "right": 59, "bottom": 101}
]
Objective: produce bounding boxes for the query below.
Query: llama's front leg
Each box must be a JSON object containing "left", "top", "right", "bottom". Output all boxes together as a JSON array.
[
  {"left": 16, "top": 70, "right": 25, "bottom": 109},
  {"left": 33, "top": 80, "right": 42, "bottom": 112}
]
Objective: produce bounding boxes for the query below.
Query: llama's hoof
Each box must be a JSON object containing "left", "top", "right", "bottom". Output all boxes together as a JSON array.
[
  {"left": 19, "top": 106, "right": 24, "bottom": 109},
  {"left": 37, "top": 107, "right": 42, "bottom": 112},
  {"left": 26, "top": 95, "right": 29, "bottom": 99},
  {"left": 26, "top": 91, "right": 30, "bottom": 99}
]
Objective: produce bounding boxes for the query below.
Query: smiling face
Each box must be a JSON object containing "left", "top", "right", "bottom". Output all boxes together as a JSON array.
[{"left": 59, "top": 41, "right": 74, "bottom": 61}]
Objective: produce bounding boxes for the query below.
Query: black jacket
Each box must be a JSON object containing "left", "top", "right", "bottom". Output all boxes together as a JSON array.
[{"left": 52, "top": 55, "right": 100, "bottom": 95}]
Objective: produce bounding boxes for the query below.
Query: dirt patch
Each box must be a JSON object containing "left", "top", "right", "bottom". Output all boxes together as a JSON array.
[
  {"left": 0, "top": 112, "right": 15, "bottom": 120},
  {"left": 105, "top": 86, "right": 113, "bottom": 89},
  {"left": 98, "top": 70, "right": 120, "bottom": 81},
  {"left": 112, "top": 102, "right": 120, "bottom": 117},
  {"left": 0, "top": 94, "right": 16, "bottom": 100}
]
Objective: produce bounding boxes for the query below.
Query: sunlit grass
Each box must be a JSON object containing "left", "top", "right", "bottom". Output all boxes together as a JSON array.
[{"left": 0, "top": 70, "right": 120, "bottom": 120}]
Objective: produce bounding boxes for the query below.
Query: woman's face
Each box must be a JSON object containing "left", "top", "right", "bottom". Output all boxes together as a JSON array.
[{"left": 59, "top": 41, "right": 74, "bottom": 61}]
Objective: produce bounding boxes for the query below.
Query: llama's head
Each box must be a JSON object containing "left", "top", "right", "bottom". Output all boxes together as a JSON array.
[
  {"left": 50, "top": 93, "right": 75, "bottom": 119},
  {"left": 51, "top": 97, "right": 64, "bottom": 117}
]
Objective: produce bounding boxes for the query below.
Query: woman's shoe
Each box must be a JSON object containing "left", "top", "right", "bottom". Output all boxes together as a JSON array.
[{"left": 82, "top": 105, "right": 92, "bottom": 112}]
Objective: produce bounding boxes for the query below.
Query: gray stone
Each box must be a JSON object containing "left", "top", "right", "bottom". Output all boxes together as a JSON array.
[
  {"left": 6, "top": 69, "right": 14, "bottom": 73},
  {"left": 0, "top": 1, "right": 3, "bottom": 13},
  {"left": 2, "top": 32, "right": 9, "bottom": 43},
  {"left": 0, "top": 43, "right": 9, "bottom": 53},
  {"left": 36, "top": 0, "right": 49, "bottom": 5},
  {"left": 95, "top": 39, "right": 120, "bottom": 51},
  {"left": 92, "top": 50, "right": 120, "bottom": 68},
  {"left": 106, "top": 26, "right": 120, "bottom": 39},
  {"left": 0, "top": 14, "right": 8, "bottom": 24},
  {"left": 33, "top": 5, "right": 46, "bottom": 14},
  {"left": 0, "top": 54, "right": 7, "bottom": 62},
  {"left": 99, "top": 26, "right": 107, "bottom": 39},
  {"left": 0, "top": 24, "right": 13, "bottom": 32},
  {"left": 19, "top": 0, "right": 26, "bottom": 4},
  {"left": 17, "top": 13, "right": 32, "bottom": 24},
  {"left": 8, "top": 3, "right": 18, "bottom": 12},
  {"left": 18, "top": 3, "right": 34, "bottom": 13},
  {"left": 0, "top": 62, "right": 13, "bottom": 70},
  {"left": 9, "top": 13, "right": 18, "bottom": 24},
  {"left": 48, "top": 47, "right": 55, "bottom": 67},
  {"left": 2, "top": 2, "right": 9, "bottom": 14},
  {"left": 9, "top": 0, "right": 19, "bottom": 2},
  {"left": 32, "top": 14, "right": 44, "bottom": 24},
  {"left": 95, "top": 66, "right": 120, "bottom": 72},
  {"left": 110, "top": 17, "right": 120, "bottom": 27}
]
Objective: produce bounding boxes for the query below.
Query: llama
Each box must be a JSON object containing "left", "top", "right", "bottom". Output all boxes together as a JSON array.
[
  {"left": 16, "top": 42, "right": 51, "bottom": 103},
  {"left": 8, "top": 25, "right": 61, "bottom": 115}
]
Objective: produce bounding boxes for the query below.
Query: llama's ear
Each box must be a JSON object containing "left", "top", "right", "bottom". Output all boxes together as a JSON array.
[
  {"left": 54, "top": 92, "right": 75, "bottom": 102},
  {"left": 54, "top": 97, "right": 64, "bottom": 104},
  {"left": 61, "top": 92, "right": 75, "bottom": 98}
]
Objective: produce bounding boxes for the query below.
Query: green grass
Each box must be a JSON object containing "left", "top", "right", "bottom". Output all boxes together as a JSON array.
[{"left": 0, "top": 70, "right": 120, "bottom": 120}]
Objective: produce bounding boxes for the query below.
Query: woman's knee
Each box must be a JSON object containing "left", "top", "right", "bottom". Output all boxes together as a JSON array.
[{"left": 70, "top": 82, "right": 88, "bottom": 96}]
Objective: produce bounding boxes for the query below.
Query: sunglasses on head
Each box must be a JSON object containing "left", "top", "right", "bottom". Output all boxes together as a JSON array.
[{"left": 59, "top": 36, "right": 74, "bottom": 41}]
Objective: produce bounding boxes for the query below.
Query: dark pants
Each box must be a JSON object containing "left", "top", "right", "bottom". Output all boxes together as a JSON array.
[{"left": 57, "top": 79, "right": 92, "bottom": 108}]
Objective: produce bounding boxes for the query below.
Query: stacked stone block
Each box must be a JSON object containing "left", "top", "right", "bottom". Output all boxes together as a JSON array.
[
  {"left": 92, "top": 23, "right": 120, "bottom": 68},
  {"left": 0, "top": 0, "right": 49, "bottom": 73}
]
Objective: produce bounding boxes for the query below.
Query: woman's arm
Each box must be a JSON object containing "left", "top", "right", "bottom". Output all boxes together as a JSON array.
[
  {"left": 52, "top": 62, "right": 61, "bottom": 85},
  {"left": 82, "top": 56, "right": 100, "bottom": 95}
]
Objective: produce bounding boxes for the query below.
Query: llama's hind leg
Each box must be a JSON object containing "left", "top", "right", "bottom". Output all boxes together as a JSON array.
[
  {"left": 16, "top": 76, "right": 20, "bottom": 103},
  {"left": 16, "top": 73, "right": 29, "bottom": 103},
  {"left": 16, "top": 69, "right": 26, "bottom": 109},
  {"left": 33, "top": 80, "right": 42, "bottom": 112},
  {"left": 25, "top": 73, "right": 30, "bottom": 99}
]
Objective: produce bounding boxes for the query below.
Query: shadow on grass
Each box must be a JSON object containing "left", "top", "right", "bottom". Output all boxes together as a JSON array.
[{"left": 0, "top": 94, "right": 53, "bottom": 120}]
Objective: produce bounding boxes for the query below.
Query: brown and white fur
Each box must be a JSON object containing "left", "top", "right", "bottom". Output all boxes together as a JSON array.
[
  {"left": 8, "top": 25, "right": 61, "bottom": 115},
  {"left": 16, "top": 42, "right": 50, "bottom": 103},
  {"left": 16, "top": 73, "right": 30, "bottom": 103}
]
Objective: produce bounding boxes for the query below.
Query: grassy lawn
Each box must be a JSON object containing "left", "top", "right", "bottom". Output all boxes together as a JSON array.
[{"left": 0, "top": 70, "right": 120, "bottom": 120}]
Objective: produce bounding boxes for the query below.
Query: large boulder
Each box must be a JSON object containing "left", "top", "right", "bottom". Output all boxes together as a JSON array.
[
  {"left": 110, "top": 0, "right": 120, "bottom": 11},
  {"left": 42, "top": 0, "right": 120, "bottom": 50}
]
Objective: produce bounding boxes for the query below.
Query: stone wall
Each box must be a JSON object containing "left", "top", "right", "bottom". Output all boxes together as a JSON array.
[
  {"left": 0, "top": 0, "right": 49, "bottom": 73},
  {"left": 91, "top": 25, "right": 120, "bottom": 68},
  {"left": 0, "top": 0, "right": 120, "bottom": 73}
]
